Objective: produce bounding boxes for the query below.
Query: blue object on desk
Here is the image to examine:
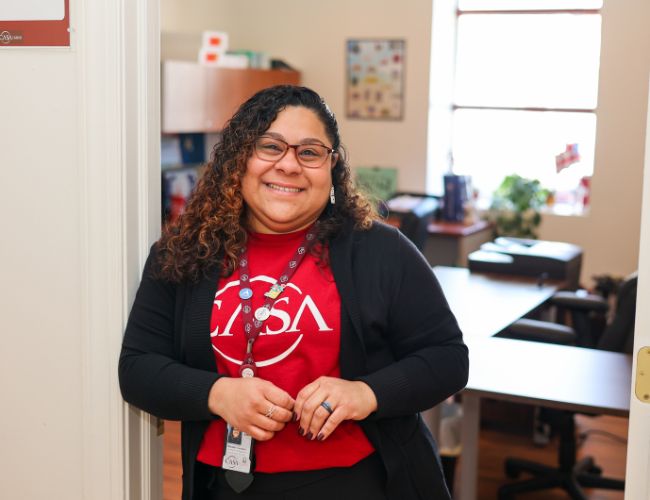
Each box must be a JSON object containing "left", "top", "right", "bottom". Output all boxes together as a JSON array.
[
  {"left": 442, "top": 174, "right": 467, "bottom": 222},
  {"left": 179, "top": 133, "right": 205, "bottom": 164}
]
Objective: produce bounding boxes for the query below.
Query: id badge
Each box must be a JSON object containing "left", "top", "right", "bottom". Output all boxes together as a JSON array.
[{"left": 222, "top": 424, "right": 254, "bottom": 474}]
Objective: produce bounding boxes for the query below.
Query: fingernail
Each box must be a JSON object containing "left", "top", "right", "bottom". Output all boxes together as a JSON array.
[
  {"left": 292, "top": 412, "right": 298, "bottom": 422},
  {"left": 298, "top": 427, "right": 304, "bottom": 436},
  {"left": 317, "top": 433, "right": 324, "bottom": 441},
  {"left": 305, "top": 431, "right": 313, "bottom": 440}
]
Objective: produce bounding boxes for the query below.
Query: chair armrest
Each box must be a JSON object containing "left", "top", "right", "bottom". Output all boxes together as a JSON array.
[
  {"left": 504, "top": 318, "right": 577, "bottom": 345},
  {"left": 550, "top": 291, "right": 609, "bottom": 312}
]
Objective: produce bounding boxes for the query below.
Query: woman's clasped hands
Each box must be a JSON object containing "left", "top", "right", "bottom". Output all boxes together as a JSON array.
[
  {"left": 208, "top": 376, "right": 378, "bottom": 442},
  {"left": 294, "top": 376, "right": 378, "bottom": 442},
  {"left": 208, "top": 377, "right": 295, "bottom": 441}
]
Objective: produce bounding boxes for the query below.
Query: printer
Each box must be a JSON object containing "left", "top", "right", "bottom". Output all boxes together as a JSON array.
[
  {"left": 384, "top": 193, "right": 440, "bottom": 251},
  {"left": 467, "top": 237, "right": 583, "bottom": 289}
]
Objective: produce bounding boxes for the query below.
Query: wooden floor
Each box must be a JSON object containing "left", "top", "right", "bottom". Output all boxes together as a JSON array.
[
  {"left": 163, "top": 411, "right": 627, "bottom": 500},
  {"left": 163, "top": 420, "right": 182, "bottom": 500}
]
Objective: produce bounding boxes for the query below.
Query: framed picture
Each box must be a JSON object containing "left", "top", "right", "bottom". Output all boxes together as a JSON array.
[{"left": 346, "top": 39, "right": 405, "bottom": 120}]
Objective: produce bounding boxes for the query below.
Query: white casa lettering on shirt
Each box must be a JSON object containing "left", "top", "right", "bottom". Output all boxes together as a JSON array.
[
  {"left": 211, "top": 275, "right": 332, "bottom": 336},
  {"left": 210, "top": 274, "right": 333, "bottom": 368}
]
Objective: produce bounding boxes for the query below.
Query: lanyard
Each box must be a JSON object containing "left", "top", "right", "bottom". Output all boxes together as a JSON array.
[{"left": 237, "top": 226, "right": 317, "bottom": 377}]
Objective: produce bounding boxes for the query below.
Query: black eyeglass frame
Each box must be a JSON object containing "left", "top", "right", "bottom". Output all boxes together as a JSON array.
[{"left": 253, "top": 136, "right": 337, "bottom": 169}]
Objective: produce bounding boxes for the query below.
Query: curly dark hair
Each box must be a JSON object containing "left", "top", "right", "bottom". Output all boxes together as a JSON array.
[{"left": 155, "top": 85, "right": 378, "bottom": 283}]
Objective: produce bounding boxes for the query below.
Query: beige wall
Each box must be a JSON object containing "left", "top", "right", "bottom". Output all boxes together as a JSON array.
[
  {"left": 161, "top": 0, "right": 433, "bottom": 192},
  {"left": 161, "top": 0, "right": 649, "bottom": 283}
]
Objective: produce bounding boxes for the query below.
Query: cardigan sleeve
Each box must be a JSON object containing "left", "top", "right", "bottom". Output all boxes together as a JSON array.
[
  {"left": 118, "top": 247, "right": 222, "bottom": 421},
  {"left": 357, "top": 229, "right": 469, "bottom": 418}
]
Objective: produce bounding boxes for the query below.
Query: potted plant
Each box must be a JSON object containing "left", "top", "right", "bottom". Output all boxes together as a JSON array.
[{"left": 488, "top": 174, "right": 549, "bottom": 238}]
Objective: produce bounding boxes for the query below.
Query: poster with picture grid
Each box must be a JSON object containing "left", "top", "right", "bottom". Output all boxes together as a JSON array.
[{"left": 346, "top": 39, "right": 405, "bottom": 120}]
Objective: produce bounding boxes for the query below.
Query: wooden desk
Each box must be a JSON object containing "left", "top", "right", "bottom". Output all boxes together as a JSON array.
[
  {"left": 433, "top": 266, "right": 561, "bottom": 339},
  {"left": 423, "top": 220, "right": 493, "bottom": 267},
  {"left": 459, "top": 337, "right": 631, "bottom": 500}
]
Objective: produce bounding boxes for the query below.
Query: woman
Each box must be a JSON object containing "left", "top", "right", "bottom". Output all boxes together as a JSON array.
[{"left": 119, "top": 85, "right": 468, "bottom": 500}]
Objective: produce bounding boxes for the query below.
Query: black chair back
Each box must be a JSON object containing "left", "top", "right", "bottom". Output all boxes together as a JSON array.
[{"left": 597, "top": 272, "right": 638, "bottom": 354}]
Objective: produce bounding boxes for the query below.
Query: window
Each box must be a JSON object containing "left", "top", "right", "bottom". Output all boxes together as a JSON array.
[{"left": 428, "top": 0, "right": 602, "bottom": 213}]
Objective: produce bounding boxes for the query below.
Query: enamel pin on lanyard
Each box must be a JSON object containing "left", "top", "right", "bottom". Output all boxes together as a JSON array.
[{"left": 222, "top": 227, "right": 317, "bottom": 491}]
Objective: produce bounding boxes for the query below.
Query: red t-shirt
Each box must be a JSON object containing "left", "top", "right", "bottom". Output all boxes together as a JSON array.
[{"left": 197, "top": 228, "right": 374, "bottom": 472}]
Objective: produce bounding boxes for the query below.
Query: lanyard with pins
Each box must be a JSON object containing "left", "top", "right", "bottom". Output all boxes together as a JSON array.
[{"left": 237, "top": 226, "right": 317, "bottom": 377}]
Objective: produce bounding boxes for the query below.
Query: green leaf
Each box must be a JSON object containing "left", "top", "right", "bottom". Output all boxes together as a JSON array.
[{"left": 489, "top": 174, "right": 548, "bottom": 238}]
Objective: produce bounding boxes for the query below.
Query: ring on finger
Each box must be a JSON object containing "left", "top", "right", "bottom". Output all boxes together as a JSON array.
[
  {"left": 264, "top": 404, "right": 276, "bottom": 419},
  {"left": 320, "top": 401, "right": 334, "bottom": 414}
]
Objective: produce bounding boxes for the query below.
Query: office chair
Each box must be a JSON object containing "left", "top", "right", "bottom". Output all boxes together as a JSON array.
[{"left": 497, "top": 272, "right": 637, "bottom": 499}]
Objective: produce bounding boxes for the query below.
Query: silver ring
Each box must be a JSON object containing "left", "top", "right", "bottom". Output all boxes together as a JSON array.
[
  {"left": 320, "top": 401, "right": 334, "bottom": 414},
  {"left": 264, "top": 405, "right": 276, "bottom": 419}
]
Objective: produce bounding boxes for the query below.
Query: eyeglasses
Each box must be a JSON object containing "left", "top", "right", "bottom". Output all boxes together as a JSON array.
[{"left": 254, "top": 136, "right": 336, "bottom": 169}]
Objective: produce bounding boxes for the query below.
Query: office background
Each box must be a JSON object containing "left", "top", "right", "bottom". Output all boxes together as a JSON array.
[
  {"left": 161, "top": 0, "right": 648, "bottom": 284},
  {"left": 0, "top": 0, "right": 649, "bottom": 499}
]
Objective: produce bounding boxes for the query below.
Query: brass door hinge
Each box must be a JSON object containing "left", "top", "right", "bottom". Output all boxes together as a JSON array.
[{"left": 635, "top": 347, "right": 650, "bottom": 403}]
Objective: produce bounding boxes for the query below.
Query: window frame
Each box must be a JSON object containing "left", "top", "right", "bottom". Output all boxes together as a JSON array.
[{"left": 432, "top": 4, "right": 603, "bottom": 211}]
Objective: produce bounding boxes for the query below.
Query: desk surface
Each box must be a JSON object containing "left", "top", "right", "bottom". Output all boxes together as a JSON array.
[
  {"left": 427, "top": 219, "right": 491, "bottom": 237},
  {"left": 465, "top": 337, "right": 631, "bottom": 416},
  {"left": 433, "top": 266, "right": 562, "bottom": 338},
  {"left": 459, "top": 337, "right": 631, "bottom": 500},
  {"left": 433, "top": 267, "right": 630, "bottom": 415}
]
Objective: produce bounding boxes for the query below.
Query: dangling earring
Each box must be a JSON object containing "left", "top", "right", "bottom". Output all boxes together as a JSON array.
[{"left": 330, "top": 186, "right": 336, "bottom": 205}]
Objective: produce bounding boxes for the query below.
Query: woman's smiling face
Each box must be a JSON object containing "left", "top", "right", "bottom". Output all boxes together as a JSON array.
[{"left": 241, "top": 106, "right": 335, "bottom": 234}]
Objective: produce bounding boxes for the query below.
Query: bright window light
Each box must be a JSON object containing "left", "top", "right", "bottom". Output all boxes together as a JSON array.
[
  {"left": 458, "top": 0, "right": 602, "bottom": 10},
  {"left": 455, "top": 14, "right": 601, "bottom": 109},
  {"left": 430, "top": 5, "right": 603, "bottom": 213},
  {"left": 452, "top": 109, "right": 596, "bottom": 200}
]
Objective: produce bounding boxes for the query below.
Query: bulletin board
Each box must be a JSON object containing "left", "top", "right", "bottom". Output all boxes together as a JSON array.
[
  {"left": 346, "top": 39, "right": 405, "bottom": 120},
  {"left": 0, "top": 0, "right": 70, "bottom": 47},
  {"left": 355, "top": 166, "right": 398, "bottom": 202}
]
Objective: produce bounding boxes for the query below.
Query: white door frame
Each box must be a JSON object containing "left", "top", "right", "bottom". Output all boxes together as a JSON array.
[
  {"left": 624, "top": 78, "right": 650, "bottom": 500},
  {"left": 79, "top": 0, "right": 161, "bottom": 498}
]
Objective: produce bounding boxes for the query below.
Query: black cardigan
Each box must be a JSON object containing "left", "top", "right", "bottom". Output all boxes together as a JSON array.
[{"left": 119, "top": 221, "right": 469, "bottom": 500}]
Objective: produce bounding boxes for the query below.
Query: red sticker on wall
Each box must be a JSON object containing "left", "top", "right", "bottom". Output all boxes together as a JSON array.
[{"left": 0, "top": 0, "right": 70, "bottom": 47}]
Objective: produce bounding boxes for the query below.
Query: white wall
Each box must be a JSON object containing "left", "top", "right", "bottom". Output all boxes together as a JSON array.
[
  {"left": 0, "top": 48, "right": 84, "bottom": 498},
  {"left": 162, "top": 0, "right": 649, "bottom": 285}
]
